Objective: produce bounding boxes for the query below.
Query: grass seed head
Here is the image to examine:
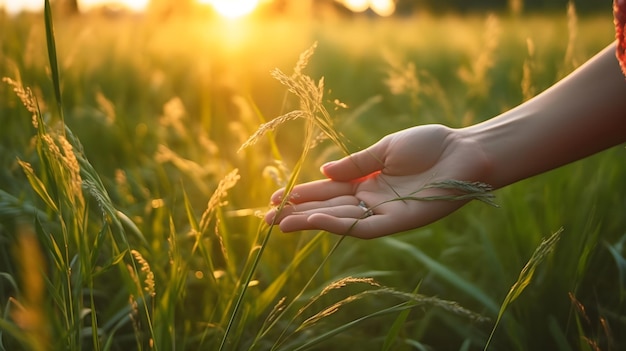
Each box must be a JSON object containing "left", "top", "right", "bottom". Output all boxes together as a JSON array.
[
  {"left": 3, "top": 77, "right": 40, "bottom": 127},
  {"left": 320, "top": 277, "right": 381, "bottom": 296},
  {"left": 131, "top": 249, "right": 156, "bottom": 297},
  {"left": 199, "top": 168, "right": 241, "bottom": 234},
  {"left": 239, "top": 110, "right": 306, "bottom": 152}
]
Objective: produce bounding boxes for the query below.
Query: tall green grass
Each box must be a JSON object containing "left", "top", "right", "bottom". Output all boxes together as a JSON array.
[{"left": 0, "top": 3, "right": 624, "bottom": 350}]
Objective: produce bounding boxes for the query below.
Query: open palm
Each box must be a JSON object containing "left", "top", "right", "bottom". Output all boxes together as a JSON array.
[{"left": 265, "top": 124, "right": 492, "bottom": 238}]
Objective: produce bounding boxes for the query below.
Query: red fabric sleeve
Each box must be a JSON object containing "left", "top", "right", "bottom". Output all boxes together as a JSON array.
[{"left": 615, "top": 0, "right": 626, "bottom": 76}]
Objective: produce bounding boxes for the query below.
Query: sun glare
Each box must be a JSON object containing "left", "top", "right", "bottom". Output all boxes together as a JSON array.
[
  {"left": 343, "top": 0, "right": 369, "bottom": 13},
  {"left": 0, "top": 0, "right": 150, "bottom": 13},
  {"left": 0, "top": 0, "right": 262, "bottom": 20},
  {"left": 78, "top": 0, "right": 149, "bottom": 12},
  {"left": 341, "top": 0, "right": 396, "bottom": 16},
  {"left": 1, "top": 0, "right": 395, "bottom": 17},
  {"left": 200, "top": 0, "right": 260, "bottom": 19},
  {"left": 370, "top": 0, "right": 395, "bottom": 16},
  {"left": 0, "top": 0, "right": 41, "bottom": 14}
]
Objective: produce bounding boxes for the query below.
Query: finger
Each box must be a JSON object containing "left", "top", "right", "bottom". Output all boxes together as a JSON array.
[
  {"left": 321, "top": 139, "right": 387, "bottom": 181},
  {"left": 270, "top": 180, "right": 356, "bottom": 205},
  {"left": 265, "top": 207, "right": 278, "bottom": 225},
  {"left": 294, "top": 204, "right": 371, "bottom": 219},
  {"left": 289, "top": 195, "right": 359, "bottom": 212},
  {"left": 276, "top": 204, "right": 370, "bottom": 232},
  {"left": 269, "top": 187, "right": 287, "bottom": 205},
  {"left": 277, "top": 213, "right": 320, "bottom": 232},
  {"left": 264, "top": 195, "right": 359, "bottom": 226},
  {"left": 307, "top": 199, "right": 467, "bottom": 239},
  {"left": 306, "top": 213, "right": 402, "bottom": 239}
]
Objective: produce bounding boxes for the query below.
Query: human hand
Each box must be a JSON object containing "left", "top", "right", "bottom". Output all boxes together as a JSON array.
[{"left": 264, "top": 124, "right": 493, "bottom": 238}]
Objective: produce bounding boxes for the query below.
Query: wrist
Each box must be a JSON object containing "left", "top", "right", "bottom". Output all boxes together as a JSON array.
[
  {"left": 443, "top": 125, "right": 497, "bottom": 188},
  {"left": 456, "top": 109, "right": 529, "bottom": 190}
]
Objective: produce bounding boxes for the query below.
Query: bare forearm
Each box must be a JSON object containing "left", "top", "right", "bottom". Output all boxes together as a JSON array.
[{"left": 461, "top": 42, "right": 626, "bottom": 189}]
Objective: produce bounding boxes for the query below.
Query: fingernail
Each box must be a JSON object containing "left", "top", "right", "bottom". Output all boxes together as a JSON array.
[{"left": 321, "top": 161, "right": 335, "bottom": 171}]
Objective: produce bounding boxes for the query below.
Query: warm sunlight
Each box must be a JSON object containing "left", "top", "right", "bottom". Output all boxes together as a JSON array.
[
  {"left": 341, "top": 0, "right": 396, "bottom": 16},
  {"left": 79, "top": 0, "right": 149, "bottom": 12},
  {"left": 370, "top": 0, "right": 395, "bottom": 16},
  {"left": 0, "top": 0, "right": 149, "bottom": 13},
  {"left": 342, "top": 0, "right": 369, "bottom": 13},
  {"left": 0, "top": 0, "right": 41, "bottom": 14},
  {"left": 199, "top": 0, "right": 260, "bottom": 19},
  {"left": 1, "top": 0, "right": 395, "bottom": 17},
  {"left": 0, "top": 0, "right": 263, "bottom": 19}
]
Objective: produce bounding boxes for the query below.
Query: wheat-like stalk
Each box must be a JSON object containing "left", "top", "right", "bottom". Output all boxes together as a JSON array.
[
  {"left": 131, "top": 249, "right": 156, "bottom": 298},
  {"left": 198, "top": 168, "right": 241, "bottom": 236},
  {"left": 57, "top": 135, "right": 85, "bottom": 210},
  {"left": 2, "top": 77, "right": 40, "bottom": 127},
  {"left": 239, "top": 41, "right": 348, "bottom": 156},
  {"left": 421, "top": 179, "right": 498, "bottom": 207},
  {"left": 319, "top": 277, "right": 381, "bottom": 296},
  {"left": 521, "top": 38, "right": 536, "bottom": 101},
  {"left": 298, "top": 286, "right": 488, "bottom": 333},
  {"left": 458, "top": 13, "right": 501, "bottom": 99},
  {"left": 561, "top": 1, "right": 579, "bottom": 75},
  {"left": 95, "top": 91, "right": 116, "bottom": 125},
  {"left": 239, "top": 110, "right": 307, "bottom": 151},
  {"left": 364, "top": 179, "right": 498, "bottom": 216}
]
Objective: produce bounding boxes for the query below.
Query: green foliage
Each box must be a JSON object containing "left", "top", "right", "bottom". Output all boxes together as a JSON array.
[
  {"left": 0, "top": 5, "right": 624, "bottom": 351},
  {"left": 485, "top": 228, "right": 562, "bottom": 350}
]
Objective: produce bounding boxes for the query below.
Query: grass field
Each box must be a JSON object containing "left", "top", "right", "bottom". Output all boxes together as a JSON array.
[{"left": 1, "top": 4, "right": 625, "bottom": 350}]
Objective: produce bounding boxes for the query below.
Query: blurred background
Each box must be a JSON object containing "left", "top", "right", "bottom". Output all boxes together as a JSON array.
[
  {"left": 1, "top": 0, "right": 623, "bottom": 350},
  {"left": 0, "top": 0, "right": 610, "bottom": 17}
]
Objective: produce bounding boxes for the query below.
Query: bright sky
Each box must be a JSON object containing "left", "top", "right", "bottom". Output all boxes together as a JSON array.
[
  {"left": 80, "top": 0, "right": 150, "bottom": 11},
  {"left": 0, "top": 0, "right": 268, "bottom": 19},
  {"left": 0, "top": 0, "right": 150, "bottom": 13},
  {"left": 198, "top": 0, "right": 260, "bottom": 19},
  {"left": 0, "top": 0, "right": 42, "bottom": 14},
  {"left": 0, "top": 0, "right": 396, "bottom": 17},
  {"left": 0, "top": 0, "right": 264, "bottom": 16},
  {"left": 342, "top": 0, "right": 395, "bottom": 16}
]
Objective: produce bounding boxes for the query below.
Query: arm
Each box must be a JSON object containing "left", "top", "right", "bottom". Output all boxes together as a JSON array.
[
  {"left": 265, "top": 42, "right": 626, "bottom": 238},
  {"left": 466, "top": 42, "right": 626, "bottom": 189}
]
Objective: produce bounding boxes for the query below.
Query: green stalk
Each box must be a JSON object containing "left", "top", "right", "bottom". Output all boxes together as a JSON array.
[
  {"left": 43, "top": 0, "right": 64, "bottom": 124},
  {"left": 218, "top": 120, "right": 312, "bottom": 350}
]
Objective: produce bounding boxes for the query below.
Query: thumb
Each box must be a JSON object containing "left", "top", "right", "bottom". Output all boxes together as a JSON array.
[{"left": 321, "top": 140, "right": 387, "bottom": 181}]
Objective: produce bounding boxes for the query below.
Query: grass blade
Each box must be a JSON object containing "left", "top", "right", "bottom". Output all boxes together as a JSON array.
[
  {"left": 43, "top": 0, "right": 64, "bottom": 122},
  {"left": 218, "top": 222, "right": 273, "bottom": 351},
  {"left": 484, "top": 228, "right": 563, "bottom": 350},
  {"left": 255, "top": 232, "right": 327, "bottom": 316},
  {"left": 289, "top": 301, "right": 414, "bottom": 351},
  {"left": 382, "top": 283, "right": 421, "bottom": 351},
  {"left": 382, "top": 237, "right": 500, "bottom": 313},
  {"left": 16, "top": 159, "right": 59, "bottom": 213}
]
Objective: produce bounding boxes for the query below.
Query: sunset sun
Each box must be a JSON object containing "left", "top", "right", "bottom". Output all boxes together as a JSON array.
[{"left": 200, "top": 0, "right": 260, "bottom": 19}]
